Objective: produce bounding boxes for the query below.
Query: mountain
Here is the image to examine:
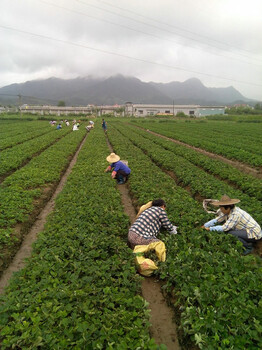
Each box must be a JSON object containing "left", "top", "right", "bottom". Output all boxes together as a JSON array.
[
  {"left": 150, "top": 78, "right": 248, "bottom": 104},
  {"left": 0, "top": 75, "right": 253, "bottom": 106}
]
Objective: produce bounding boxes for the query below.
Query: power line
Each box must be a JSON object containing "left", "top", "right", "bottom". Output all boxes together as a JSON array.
[
  {"left": 74, "top": 0, "right": 262, "bottom": 64},
  {"left": 96, "top": 0, "right": 259, "bottom": 57},
  {"left": 0, "top": 93, "right": 59, "bottom": 104},
  {"left": 1, "top": 24, "right": 261, "bottom": 88},
  {"left": 38, "top": 0, "right": 262, "bottom": 68},
  {"left": 0, "top": 93, "right": 20, "bottom": 97}
]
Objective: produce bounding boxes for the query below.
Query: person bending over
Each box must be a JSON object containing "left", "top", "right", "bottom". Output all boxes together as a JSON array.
[
  {"left": 105, "top": 153, "right": 131, "bottom": 185},
  {"left": 202, "top": 194, "right": 262, "bottom": 255},
  {"left": 128, "top": 199, "right": 178, "bottom": 249}
]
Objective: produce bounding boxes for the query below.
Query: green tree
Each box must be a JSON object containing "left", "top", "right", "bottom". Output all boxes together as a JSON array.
[
  {"left": 176, "top": 111, "right": 187, "bottom": 118},
  {"left": 58, "top": 100, "right": 65, "bottom": 107}
]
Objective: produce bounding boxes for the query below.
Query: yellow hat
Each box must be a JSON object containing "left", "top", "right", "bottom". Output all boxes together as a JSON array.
[{"left": 106, "top": 153, "right": 120, "bottom": 163}]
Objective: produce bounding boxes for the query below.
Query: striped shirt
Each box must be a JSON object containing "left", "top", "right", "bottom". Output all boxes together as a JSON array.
[
  {"left": 217, "top": 207, "right": 262, "bottom": 239},
  {"left": 130, "top": 206, "right": 173, "bottom": 239}
]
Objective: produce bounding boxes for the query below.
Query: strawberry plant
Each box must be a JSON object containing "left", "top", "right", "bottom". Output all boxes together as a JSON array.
[
  {"left": 0, "top": 127, "right": 86, "bottom": 274},
  {"left": 132, "top": 120, "right": 262, "bottom": 167},
  {"left": 107, "top": 122, "right": 262, "bottom": 349},
  {"left": 0, "top": 127, "right": 160, "bottom": 349}
]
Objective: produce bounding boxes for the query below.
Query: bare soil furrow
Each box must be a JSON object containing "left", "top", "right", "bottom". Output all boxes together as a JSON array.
[
  {"left": 0, "top": 134, "right": 88, "bottom": 294},
  {"left": 106, "top": 135, "right": 180, "bottom": 350}
]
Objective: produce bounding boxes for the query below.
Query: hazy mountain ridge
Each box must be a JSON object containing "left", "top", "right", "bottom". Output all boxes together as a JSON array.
[{"left": 0, "top": 75, "right": 254, "bottom": 106}]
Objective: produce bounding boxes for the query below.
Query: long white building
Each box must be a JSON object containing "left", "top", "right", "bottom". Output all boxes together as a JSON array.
[
  {"left": 20, "top": 105, "right": 93, "bottom": 116},
  {"left": 125, "top": 103, "right": 225, "bottom": 117},
  {"left": 19, "top": 103, "right": 225, "bottom": 117}
]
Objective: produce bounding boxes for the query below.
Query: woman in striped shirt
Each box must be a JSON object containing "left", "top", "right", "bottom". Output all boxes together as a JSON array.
[{"left": 128, "top": 199, "right": 178, "bottom": 249}]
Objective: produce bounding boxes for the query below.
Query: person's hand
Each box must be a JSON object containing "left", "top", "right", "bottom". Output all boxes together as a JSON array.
[
  {"left": 202, "top": 226, "right": 210, "bottom": 231},
  {"left": 170, "top": 226, "right": 178, "bottom": 234}
]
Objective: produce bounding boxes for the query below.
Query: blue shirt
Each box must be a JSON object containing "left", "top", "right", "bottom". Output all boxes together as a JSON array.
[{"left": 111, "top": 161, "right": 131, "bottom": 174}]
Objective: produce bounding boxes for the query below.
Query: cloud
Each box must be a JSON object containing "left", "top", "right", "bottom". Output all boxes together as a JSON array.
[{"left": 1, "top": 0, "right": 262, "bottom": 100}]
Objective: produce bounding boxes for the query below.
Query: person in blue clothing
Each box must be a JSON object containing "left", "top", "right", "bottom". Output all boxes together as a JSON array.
[
  {"left": 105, "top": 153, "right": 131, "bottom": 184},
  {"left": 56, "top": 123, "right": 62, "bottom": 130},
  {"left": 102, "top": 119, "right": 107, "bottom": 133}
]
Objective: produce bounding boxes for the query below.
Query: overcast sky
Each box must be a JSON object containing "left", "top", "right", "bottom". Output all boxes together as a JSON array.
[{"left": 1, "top": 0, "right": 262, "bottom": 100}]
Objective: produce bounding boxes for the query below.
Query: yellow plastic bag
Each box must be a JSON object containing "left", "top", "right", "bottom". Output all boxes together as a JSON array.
[
  {"left": 135, "top": 201, "right": 152, "bottom": 219},
  {"left": 133, "top": 241, "right": 166, "bottom": 276}
]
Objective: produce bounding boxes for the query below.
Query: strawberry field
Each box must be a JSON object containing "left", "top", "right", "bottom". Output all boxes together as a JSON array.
[{"left": 0, "top": 117, "right": 262, "bottom": 349}]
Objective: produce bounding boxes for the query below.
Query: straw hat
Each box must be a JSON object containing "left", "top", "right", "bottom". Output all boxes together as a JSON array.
[
  {"left": 106, "top": 153, "right": 120, "bottom": 163},
  {"left": 211, "top": 195, "right": 240, "bottom": 206}
]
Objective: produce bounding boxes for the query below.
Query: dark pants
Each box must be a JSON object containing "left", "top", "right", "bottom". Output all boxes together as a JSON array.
[
  {"left": 116, "top": 170, "right": 130, "bottom": 182},
  {"left": 227, "top": 229, "right": 259, "bottom": 249}
]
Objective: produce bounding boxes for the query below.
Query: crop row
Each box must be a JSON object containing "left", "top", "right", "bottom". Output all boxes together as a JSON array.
[
  {"left": 0, "top": 128, "right": 86, "bottom": 274},
  {"left": 0, "top": 120, "right": 43, "bottom": 136},
  {"left": 126, "top": 123, "right": 262, "bottom": 201},
  {"left": 107, "top": 123, "right": 262, "bottom": 349},
  {"left": 132, "top": 120, "right": 262, "bottom": 167},
  {"left": 0, "top": 128, "right": 158, "bottom": 349},
  {"left": 0, "top": 127, "right": 71, "bottom": 177},
  {"left": 0, "top": 122, "right": 52, "bottom": 150},
  {"left": 113, "top": 123, "right": 262, "bottom": 225},
  {"left": 157, "top": 120, "right": 262, "bottom": 151}
]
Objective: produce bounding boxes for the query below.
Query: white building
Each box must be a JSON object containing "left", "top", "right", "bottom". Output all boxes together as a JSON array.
[
  {"left": 20, "top": 105, "right": 125, "bottom": 116},
  {"left": 125, "top": 103, "right": 225, "bottom": 117},
  {"left": 97, "top": 105, "right": 124, "bottom": 117},
  {"left": 20, "top": 105, "right": 93, "bottom": 116}
]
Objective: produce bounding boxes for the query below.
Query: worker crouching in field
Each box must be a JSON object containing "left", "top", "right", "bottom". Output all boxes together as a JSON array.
[
  {"left": 105, "top": 153, "right": 131, "bottom": 185},
  {"left": 86, "top": 120, "right": 95, "bottom": 132},
  {"left": 128, "top": 199, "right": 178, "bottom": 249},
  {"left": 202, "top": 194, "right": 262, "bottom": 255}
]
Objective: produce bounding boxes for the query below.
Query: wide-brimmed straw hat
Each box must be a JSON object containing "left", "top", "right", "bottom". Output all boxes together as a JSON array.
[
  {"left": 106, "top": 152, "right": 120, "bottom": 163},
  {"left": 211, "top": 195, "right": 240, "bottom": 206}
]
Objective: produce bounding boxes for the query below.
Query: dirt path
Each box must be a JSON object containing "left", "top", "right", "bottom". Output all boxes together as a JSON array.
[
  {"left": 134, "top": 126, "right": 262, "bottom": 179},
  {"left": 107, "top": 139, "right": 180, "bottom": 350},
  {"left": 0, "top": 134, "right": 88, "bottom": 295}
]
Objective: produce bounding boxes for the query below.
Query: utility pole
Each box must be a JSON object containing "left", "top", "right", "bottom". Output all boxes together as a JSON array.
[
  {"left": 18, "top": 94, "right": 22, "bottom": 117},
  {"left": 173, "top": 99, "right": 175, "bottom": 117}
]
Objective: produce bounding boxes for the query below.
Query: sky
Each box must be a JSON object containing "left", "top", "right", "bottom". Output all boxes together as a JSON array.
[{"left": 1, "top": 0, "right": 262, "bottom": 100}]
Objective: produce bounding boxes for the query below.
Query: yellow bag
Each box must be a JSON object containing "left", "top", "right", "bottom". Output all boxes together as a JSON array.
[
  {"left": 135, "top": 201, "right": 152, "bottom": 219},
  {"left": 133, "top": 241, "right": 166, "bottom": 276}
]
